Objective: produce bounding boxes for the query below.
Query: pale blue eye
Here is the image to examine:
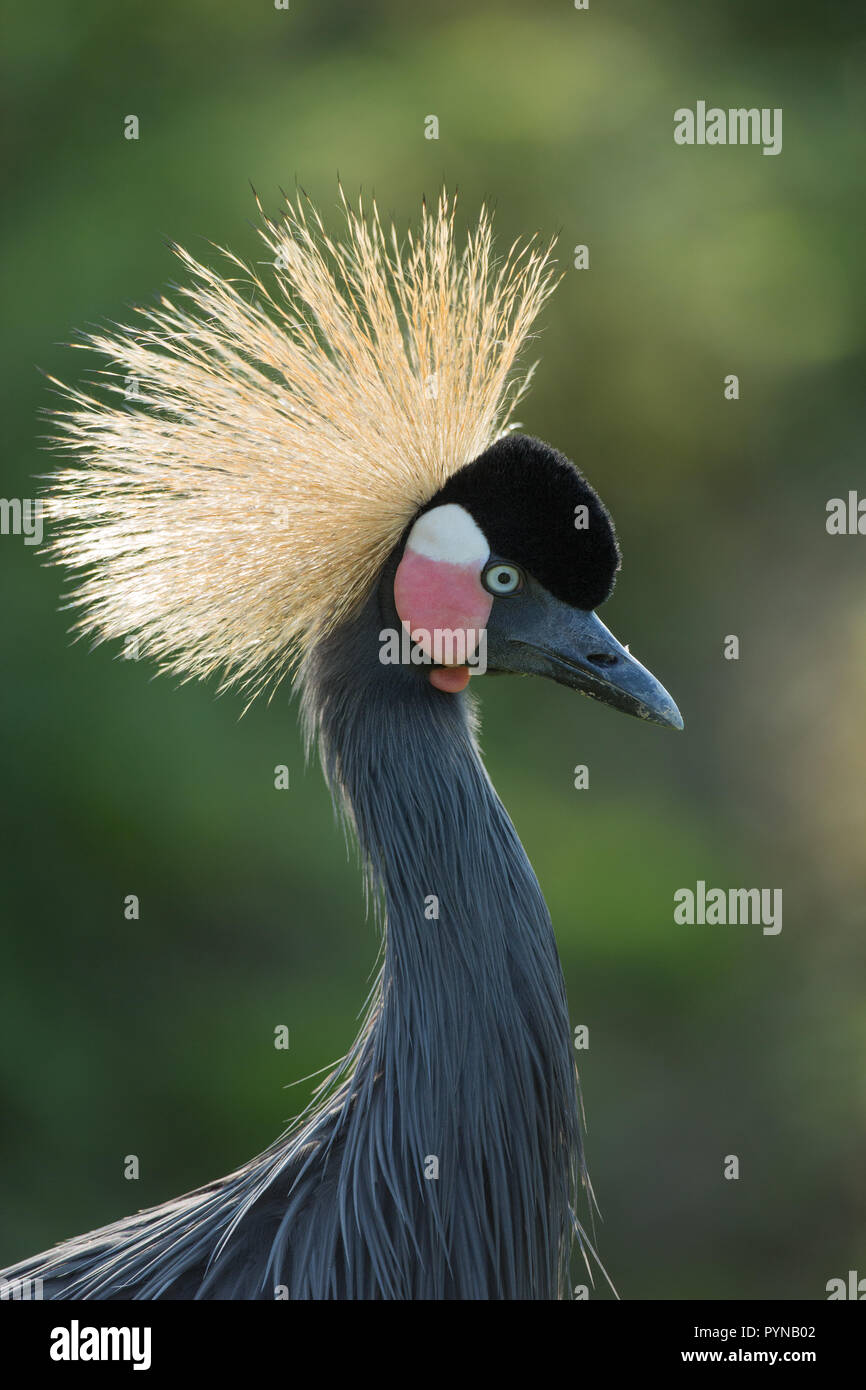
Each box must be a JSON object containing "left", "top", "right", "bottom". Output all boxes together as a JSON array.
[{"left": 482, "top": 563, "right": 523, "bottom": 595}]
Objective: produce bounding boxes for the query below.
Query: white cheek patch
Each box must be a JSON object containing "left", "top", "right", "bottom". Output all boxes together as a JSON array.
[{"left": 404, "top": 503, "right": 489, "bottom": 566}]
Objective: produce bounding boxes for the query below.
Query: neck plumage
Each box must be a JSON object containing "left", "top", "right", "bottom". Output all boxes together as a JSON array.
[
  {"left": 296, "top": 591, "right": 584, "bottom": 1299},
  {"left": 6, "top": 587, "right": 588, "bottom": 1302}
]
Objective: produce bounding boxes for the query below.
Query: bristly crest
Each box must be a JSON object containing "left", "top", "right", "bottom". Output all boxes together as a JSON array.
[{"left": 43, "top": 188, "right": 559, "bottom": 699}]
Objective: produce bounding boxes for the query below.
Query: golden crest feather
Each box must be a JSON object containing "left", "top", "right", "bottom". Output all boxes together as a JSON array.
[{"left": 44, "top": 188, "right": 559, "bottom": 698}]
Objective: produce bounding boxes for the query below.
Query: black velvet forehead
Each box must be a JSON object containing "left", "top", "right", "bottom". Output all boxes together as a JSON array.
[{"left": 424, "top": 434, "right": 621, "bottom": 611}]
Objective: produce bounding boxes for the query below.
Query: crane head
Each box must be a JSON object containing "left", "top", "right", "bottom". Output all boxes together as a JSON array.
[
  {"left": 391, "top": 433, "right": 683, "bottom": 729},
  {"left": 43, "top": 189, "right": 681, "bottom": 726}
]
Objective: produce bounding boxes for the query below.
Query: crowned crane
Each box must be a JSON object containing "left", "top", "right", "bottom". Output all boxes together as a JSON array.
[{"left": 3, "top": 190, "right": 682, "bottom": 1300}]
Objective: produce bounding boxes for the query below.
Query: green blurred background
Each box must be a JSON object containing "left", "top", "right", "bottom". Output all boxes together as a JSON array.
[{"left": 1, "top": 0, "right": 864, "bottom": 1299}]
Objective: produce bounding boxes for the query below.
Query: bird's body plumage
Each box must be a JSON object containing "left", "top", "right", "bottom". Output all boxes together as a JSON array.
[{"left": 5, "top": 582, "right": 583, "bottom": 1299}]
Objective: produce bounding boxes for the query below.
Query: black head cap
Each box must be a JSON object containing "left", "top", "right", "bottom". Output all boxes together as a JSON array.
[{"left": 425, "top": 434, "right": 621, "bottom": 611}]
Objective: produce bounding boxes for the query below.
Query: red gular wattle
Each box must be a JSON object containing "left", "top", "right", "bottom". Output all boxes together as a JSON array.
[{"left": 429, "top": 665, "right": 472, "bottom": 693}]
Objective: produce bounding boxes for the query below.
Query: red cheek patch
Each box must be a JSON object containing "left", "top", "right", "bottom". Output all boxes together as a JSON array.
[{"left": 394, "top": 549, "right": 492, "bottom": 667}]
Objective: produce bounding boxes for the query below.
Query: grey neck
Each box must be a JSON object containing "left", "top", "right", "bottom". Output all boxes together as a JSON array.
[{"left": 298, "top": 586, "right": 583, "bottom": 1298}]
